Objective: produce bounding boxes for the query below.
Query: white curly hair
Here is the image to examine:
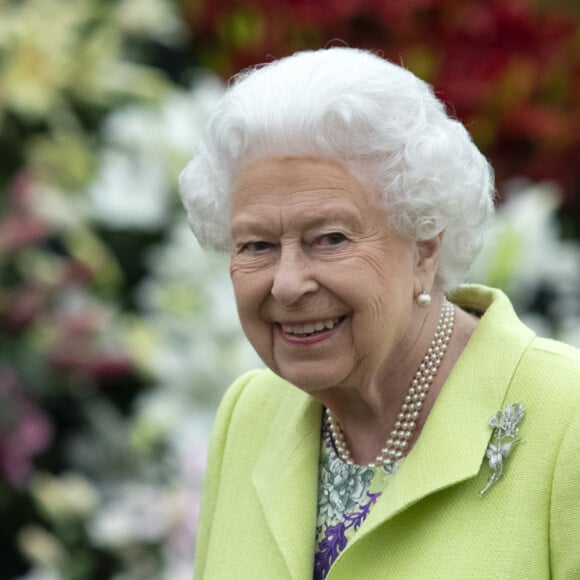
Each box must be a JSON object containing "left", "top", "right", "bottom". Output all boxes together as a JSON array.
[{"left": 179, "top": 47, "right": 495, "bottom": 291}]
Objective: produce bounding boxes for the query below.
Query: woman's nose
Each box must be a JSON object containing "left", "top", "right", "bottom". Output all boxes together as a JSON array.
[{"left": 271, "top": 246, "right": 319, "bottom": 305}]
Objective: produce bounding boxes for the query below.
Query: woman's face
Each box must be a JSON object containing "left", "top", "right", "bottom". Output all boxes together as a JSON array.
[{"left": 230, "top": 157, "right": 437, "bottom": 394}]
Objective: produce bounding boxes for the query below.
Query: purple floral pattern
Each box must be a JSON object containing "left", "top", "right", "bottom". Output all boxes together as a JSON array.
[{"left": 313, "top": 423, "right": 400, "bottom": 580}]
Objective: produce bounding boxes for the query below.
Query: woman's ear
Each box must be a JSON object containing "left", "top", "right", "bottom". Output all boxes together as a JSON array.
[{"left": 415, "top": 231, "right": 444, "bottom": 285}]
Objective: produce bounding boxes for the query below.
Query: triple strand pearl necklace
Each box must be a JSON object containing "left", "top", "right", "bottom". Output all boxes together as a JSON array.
[{"left": 326, "top": 299, "right": 455, "bottom": 469}]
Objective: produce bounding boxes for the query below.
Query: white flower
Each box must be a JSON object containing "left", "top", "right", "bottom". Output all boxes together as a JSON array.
[
  {"left": 31, "top": 472, "right": 99, "bottom": 522},
  {"left": 113, "top": 0, "right": 186, "bottom": 45},
  {"left": 87, "top": 148, "right": 170, "bottom": 229},
  {"left": 85, "top": 78, "right": 224, "bottom": 230},
  {"left": 0, "top": 0, "right": 94, "bottom": 117},
  {"left": 471, "top": 180, "right": 562, "bottom": 300},
  {"left": 17, "top": 526, "right": 66, "bottom": 571},
  {"left": 470, "top": 179, "right": 580, "bottom": 341},
  {"left": 317, "top": 457, "right": 373, "bottom": 525},
  {"left": 88, "top": 484, "right": 175, "bottom": 546}
]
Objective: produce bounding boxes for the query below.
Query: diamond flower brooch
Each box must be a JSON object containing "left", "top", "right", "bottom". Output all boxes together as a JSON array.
[{"left": 480, "top": 403, "right": 525, "bottom": 496}]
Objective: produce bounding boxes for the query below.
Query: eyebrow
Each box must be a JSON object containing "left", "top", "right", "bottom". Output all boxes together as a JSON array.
[
  {"left": 230, "top": 218, "right": 277, "bottom": 239},
  {"left": 231, "top": 205, "right": 364, "bottom": 238}
]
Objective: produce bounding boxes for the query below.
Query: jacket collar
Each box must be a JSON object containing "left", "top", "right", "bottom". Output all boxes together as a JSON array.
[{"left": 252, "top": 286, "right": 534, "bottom": 578}]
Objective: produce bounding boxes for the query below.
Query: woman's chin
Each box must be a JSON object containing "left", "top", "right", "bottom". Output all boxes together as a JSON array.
[{"left": 274, "top": 363, "right": 346, "bottom": 394}]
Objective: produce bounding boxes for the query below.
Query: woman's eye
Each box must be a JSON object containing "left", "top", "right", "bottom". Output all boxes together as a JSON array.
[
  {"left": 242, "top": 241, "right": 272, "bottom": 253},
  {"left": 320, "top": 232, "right": 347, "bottom": 245}
]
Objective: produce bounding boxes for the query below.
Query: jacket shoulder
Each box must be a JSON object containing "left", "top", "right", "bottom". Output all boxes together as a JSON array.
[
  {"left": 212, "top": 368, "right": 304, "bottom": 438},
  {"left": 507, "top": 335, "right": 580, "bottom": 446},
  {"left": 219, "top": 367, "right": 295, "bottom": 411},
  {"left": 529, "top": 335, "right": 580, "bottom": 363},
  {"left": 521, "top": 336, "right": 580, "bottom": 396}
]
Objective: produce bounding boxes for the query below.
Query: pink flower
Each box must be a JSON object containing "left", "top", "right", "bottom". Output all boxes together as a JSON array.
[
  {"left": 0, "top": 368, "right": 53, "bottom": 487},
  {"left": 45, "top": 311, "right": 136, "bottom": 381}
]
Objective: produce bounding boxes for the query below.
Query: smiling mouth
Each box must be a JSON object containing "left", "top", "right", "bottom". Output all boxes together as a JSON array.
[{"left": 279, "top": 316, "right": 346, "bottom": 338}]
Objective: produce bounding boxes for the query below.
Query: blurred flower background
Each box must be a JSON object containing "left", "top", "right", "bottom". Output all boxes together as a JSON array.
[{"left": 0, "top": 0, "right": 579, "bottom": 577}]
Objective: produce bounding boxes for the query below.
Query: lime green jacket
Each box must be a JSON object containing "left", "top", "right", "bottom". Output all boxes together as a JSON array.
[{"left": 194, "top": 286, "right": 580, "bottom": 579}]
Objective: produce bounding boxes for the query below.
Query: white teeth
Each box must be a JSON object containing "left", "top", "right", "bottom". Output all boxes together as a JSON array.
[{"left": 282, "top": 317, "right": 341, "bottom": 336}]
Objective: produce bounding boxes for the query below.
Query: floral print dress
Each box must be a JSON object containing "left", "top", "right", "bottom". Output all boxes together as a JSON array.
[{"left": 313, "top": 421, "right": 401, "bottom": 580}]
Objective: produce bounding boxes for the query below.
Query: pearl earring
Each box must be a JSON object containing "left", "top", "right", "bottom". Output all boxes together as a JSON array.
[{"left": 416, "top": 291, "right": 432, "bottom": 308}]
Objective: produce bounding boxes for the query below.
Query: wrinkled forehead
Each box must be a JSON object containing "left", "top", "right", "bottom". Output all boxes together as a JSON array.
[{"left": 232, "top": 157, "right": 384, "bottom": 208}]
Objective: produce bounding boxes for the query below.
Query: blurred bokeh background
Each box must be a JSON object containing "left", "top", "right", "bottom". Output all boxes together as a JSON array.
[{"left": 1, "top": 0, "right": 579, "bottom": 578}]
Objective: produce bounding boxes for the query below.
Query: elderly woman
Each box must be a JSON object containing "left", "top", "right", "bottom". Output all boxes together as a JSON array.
[{"left": 180, "top": 48, "right": 580, "bottom": 579}]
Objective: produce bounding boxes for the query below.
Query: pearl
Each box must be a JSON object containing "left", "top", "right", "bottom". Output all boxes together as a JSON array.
[
  {"left": 325, "top": 299, "right": 454, "bottom": 469},
  {"left": 416, "top": 292, "right": 432, "bottom": 307}
]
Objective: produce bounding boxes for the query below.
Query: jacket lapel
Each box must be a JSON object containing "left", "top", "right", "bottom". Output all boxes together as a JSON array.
[
  {"left": 355, "top": 286, "right": 536, "bottom": 536},
  {"left": 252, "top": 386, "right": 322, "bottom": 580}
]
